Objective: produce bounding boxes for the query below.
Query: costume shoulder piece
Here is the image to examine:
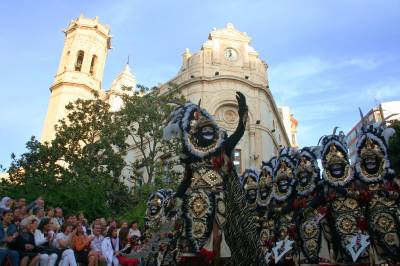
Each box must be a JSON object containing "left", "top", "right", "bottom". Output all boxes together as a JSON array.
[
  {"left": 354, "top": 120, "right": 396, "bottom": 183},
  {"left": 320, "top": 127, "right": 353, "bottom": 187},
  {"left": 272, "top": 147, "right": 298, "bottom": 201},
  {"left": 163, "top": 102, "right": 226, "bottom": 160}
]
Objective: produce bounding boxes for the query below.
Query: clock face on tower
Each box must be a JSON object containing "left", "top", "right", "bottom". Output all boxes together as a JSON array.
[{"left": 224, "top": 48, "right": 238, "bottom": 61}]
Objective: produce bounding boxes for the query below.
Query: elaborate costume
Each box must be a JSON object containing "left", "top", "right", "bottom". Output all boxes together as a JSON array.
[
  {"left": 270, "top": 147, "right": 298, "bottom": 265},
  {"left": 144, "top": 189, "right": 178, "bottom": 266},
  {"left": 294, "top": 147, "right": 332, "bottom": 265},
  {"left": 320, "top": 128, "right": 370, "bottom": 264},
  {"left": 354, "top": 122, "right": 399, "bottom": 264},
  {"left": 164, "top": 92, "right": 263, "bottom": 265}
]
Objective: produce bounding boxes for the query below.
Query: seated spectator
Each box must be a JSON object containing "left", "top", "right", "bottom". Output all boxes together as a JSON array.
[
  {"left": 12, "top": 208, "right": 22, "bottom": 227},
  {"left": 66, "top": 215, "right": 78, "bottom": 227},
  {"left": 128, "top": 221, "right": 141, "bottom": 239},
  {"left": 101, "top": 226, "right": 119, "bottom": 266},
  {"left": 13, "top": 217, "right": 41, "bottom": 266},
  {"left": 0, "top": 197, "right": 12, "bottom": 215},
  {"left": 34, "top": 218, "right": 59, "bottom": 266},
  {"left": 52, "top": 222, "right": 77, "bottom": 266},
  {"left": 32, "top": 207, "right": 45, "bottom": 223},
  {"left": 117, "top": 228, "right": 139, "bottom": 266},
  {"left": 16, "top": 198, "right": 27, "bottom": 209},
  {"left": 53, "top": 208, "right": 64, "bottom": 232},
  {"left": 0, "top": 210, "right": 19, "bottom": 266},
  {"left": 45, "top": 208, "right": 54, "bottom": 219},
  {"left": 26, "top": 197, "right": 45, "bottom": 213},
  {"left": 20, "top": 206, "right": 29, "bottom": 220},
  {"left": 90, "top": 224, "right": 106, "bottom": 265},
  {"left": 72, "top": 223, "right": 97, "bottom": 266},
  {"left": 77, "top": 212, "right": 90, "bottom": 235}
]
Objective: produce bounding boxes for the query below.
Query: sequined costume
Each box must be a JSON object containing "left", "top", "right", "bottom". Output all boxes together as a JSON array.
[
  {"left": 270, "top": 147, "right": 298, "bottom": 265},
  {"left": 258, "top": 158, "right": 276, "bottom": 260},
  {"left": 163, "top": 92, "right": 263, "bottom": 265},
  {"left": 354, "top": 122, "right": 399, "bottom": 264},
  {"left": 320, "top": 128, "right": 370, "bottom": 264},
  {"left": 293, "top": 147, "right": 333, "bottom": 265},
  {"left": 144, "top": 189, "right": 178, "bottom": 266}
]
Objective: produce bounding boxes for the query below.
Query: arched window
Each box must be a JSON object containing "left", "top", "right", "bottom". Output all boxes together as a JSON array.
[
  {"left": 75, "top": 50, "right": 84, "bottom": 71},
  {"left": 89, "top": 55, "right": 97, "bottom": 75}
]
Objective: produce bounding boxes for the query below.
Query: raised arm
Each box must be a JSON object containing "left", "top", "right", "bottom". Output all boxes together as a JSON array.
[{"left": 224, "top": 91, "right": 248, "bottom": 156}]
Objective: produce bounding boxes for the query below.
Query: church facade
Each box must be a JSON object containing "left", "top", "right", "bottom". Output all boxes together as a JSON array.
[{"left": 41, "top": 15, "right": 297, "bottom": 179}]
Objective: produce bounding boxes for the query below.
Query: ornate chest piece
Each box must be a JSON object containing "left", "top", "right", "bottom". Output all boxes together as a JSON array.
[{"left": 192, "top": 167, "right": 223, "bottom": 188}]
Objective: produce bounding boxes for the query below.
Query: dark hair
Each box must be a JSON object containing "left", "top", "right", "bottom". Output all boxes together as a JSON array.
[
  {"left": 118, "top": 227, "right": 129, "bottom": 246},
  {"left": 61, "top": 222, "right": 73, "bottom": 233},
  {"left": 106, "top": 226, "right": 117, "bottom": 238},
  {"left": 1, "top": 209, "right": 12, "bottom": 217},
  {"left": 38, "top": 217, "right": 51, "bottom": 232},
  {"left": 33, "top": 207, "right": 44, "bottom": 215},
  {"left": 130, "top": 221, "right": 138, "bottom": 227}
]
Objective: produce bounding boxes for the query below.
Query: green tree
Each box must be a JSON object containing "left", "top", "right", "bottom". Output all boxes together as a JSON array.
[
  {"left": 2, "top": 94, "right": 133, "bottom": 220},
  {"left": 388, "top": 120, "right": 400, "bottom": 176},
  {"left": 119, "top": 84, "right": 185, "bottom": 186}
]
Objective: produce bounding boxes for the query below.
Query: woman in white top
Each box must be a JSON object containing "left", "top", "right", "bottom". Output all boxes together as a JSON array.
[
  {"left": 101, "top": 226, "right": 119, "bottom": 266},
  {"left": 34, "top": 218, "right": 58, "bottom": 266},
  {"left": 52, "top": 222, "right": 77, "bottom": 266}
]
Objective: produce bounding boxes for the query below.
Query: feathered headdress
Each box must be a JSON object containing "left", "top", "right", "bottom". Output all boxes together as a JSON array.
[
  {"left": 240, "top": 168, "right": 260, "bottom": 189},
  {"left": 163, "top": 101, "right": 226, "bottom": 159},
  {"left": 354, "top": 108, "right": 396, "bottom": 182}
]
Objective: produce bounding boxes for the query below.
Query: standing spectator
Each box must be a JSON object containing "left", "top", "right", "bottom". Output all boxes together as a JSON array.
[
  {"left": 0, "top": 210, "right": 19, "bottom": 266},
  {"left": 13, "top": 218, "right": 41, "bottom": 266},
  {"left": 101, "top": 227, "right": 119, "bottom": 266},
  {"left": 53, "top": 208, "right": 64, "bottom": 232},
  {"left": 91, "top": 224, "right": 106, "bottom": 265},
  {"left": 117, "top": 228, "right": 139, "bottom": 266},
  {"left": 34, "top": 218, "right": 59, "bottom": 266},
  {"left": 52, "top": 223, "right": 77, "bottom": 266},
  {"left": 72, "top": 223, "right": 97, "bottom": 266},
  {"left": 128, "top": 221, "right": 141, "bottom": 239}
]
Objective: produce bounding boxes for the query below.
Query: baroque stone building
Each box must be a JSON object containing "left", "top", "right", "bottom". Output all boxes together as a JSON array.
[{"left": 41, "top": 16, "right": 297, "bottom": 178}]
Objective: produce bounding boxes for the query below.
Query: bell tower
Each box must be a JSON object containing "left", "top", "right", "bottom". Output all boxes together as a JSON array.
[{"left": 41, "top": 15, "right": 111, "bottom": 142}]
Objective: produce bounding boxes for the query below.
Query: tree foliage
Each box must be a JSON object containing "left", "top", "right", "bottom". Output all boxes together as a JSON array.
[
  {"left": 119, "top": 84, "right": 185, "bottom": 185},
  {"left": 2, "top": 85, "right": 186, "bottom": 223},
  {"left": 2, "top": 95, "right": 133, "bottom": 220}
]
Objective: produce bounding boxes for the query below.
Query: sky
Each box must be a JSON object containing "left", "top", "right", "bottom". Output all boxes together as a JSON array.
[{"left": 1, "top": 0, "right": 400, "bottom": 167}]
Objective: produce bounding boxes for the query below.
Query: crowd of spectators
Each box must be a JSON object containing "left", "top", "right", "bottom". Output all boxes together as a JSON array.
[{"left": 0, "top": 196, "right": 143, "bottom": 266}]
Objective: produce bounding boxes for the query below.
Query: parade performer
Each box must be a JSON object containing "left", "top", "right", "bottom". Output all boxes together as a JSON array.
[
  {"left": 258, "top": 158, "right": 277, "bottom": 262},
  {"left": 294, "top": 147, "right": 333, "bottom": 265},
  {"left": 240, "top": 168, "right": 260, "bottom": 211},
  {"left": 144, "top": 188, "right": 178, "bottom": 266},
  {"left": 354, "top": 120, "right": 400, "bottom": 264},
  {"left": 320, "top": 128, "right": 370, "bottom": 265},
  {"left": 270, "top": 147, "right": 298, "bottom": 265},
  {"left": 163, "top": 92, "right": 262, "bottom": 265}
]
